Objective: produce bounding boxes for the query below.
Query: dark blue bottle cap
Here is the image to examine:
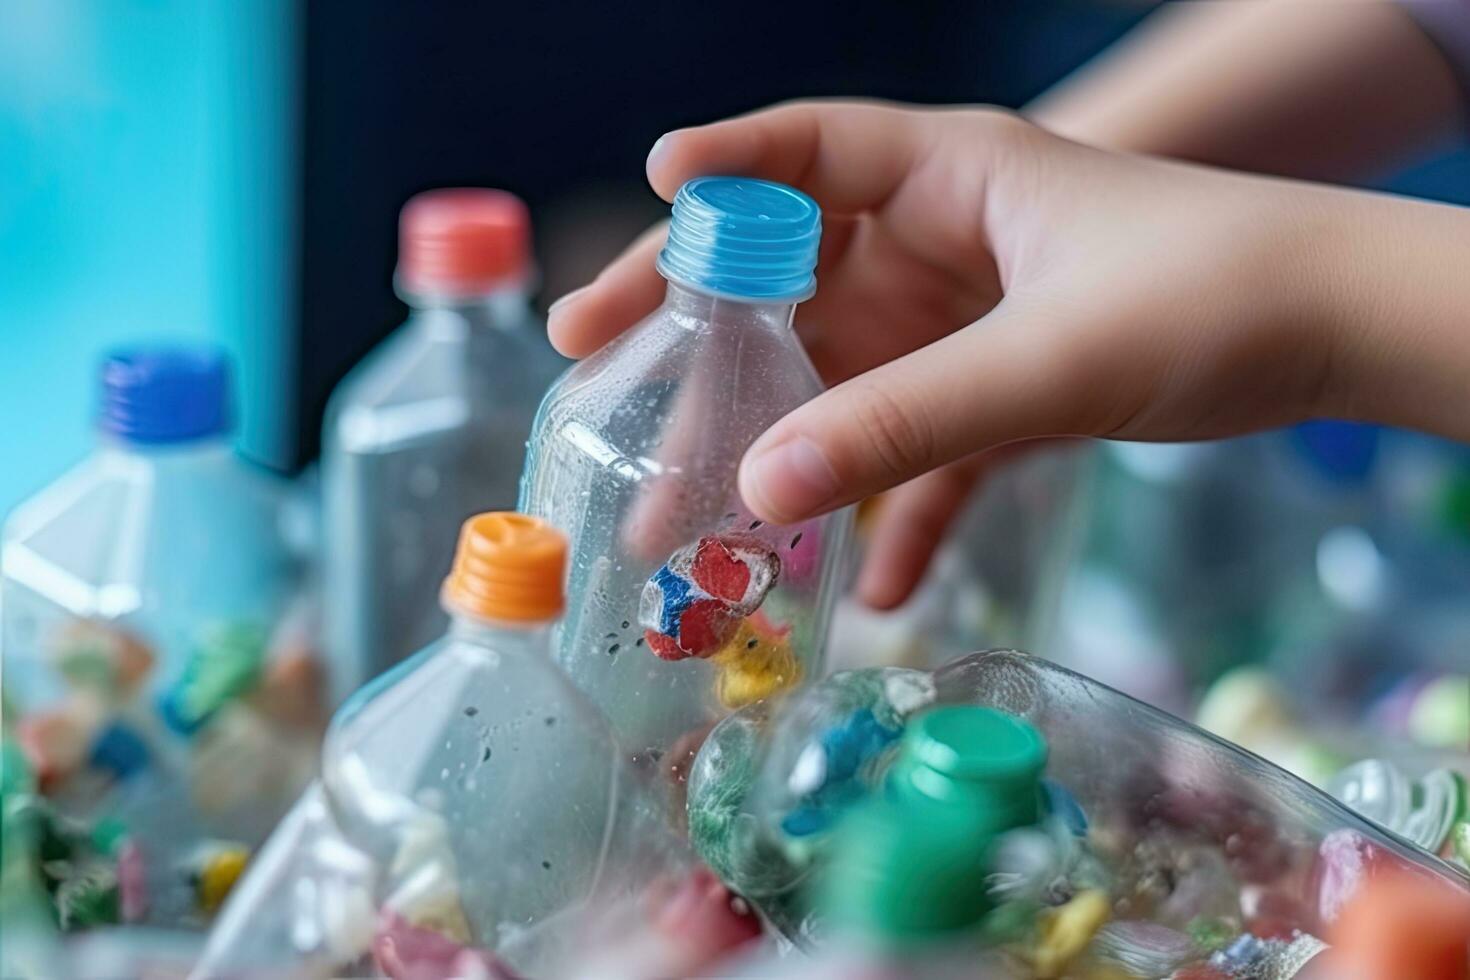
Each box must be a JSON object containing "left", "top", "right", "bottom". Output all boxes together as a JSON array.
[
  {"left": 100, "top": 347, "right": 232, "bottom": 444},
  {"left": 657, "top": 177, "right": 821, "bottom": 301}
]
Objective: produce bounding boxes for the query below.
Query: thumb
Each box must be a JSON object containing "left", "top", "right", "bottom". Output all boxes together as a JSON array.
[{"left": 738, "top": 301, "right": 1093, "bottom": 524}]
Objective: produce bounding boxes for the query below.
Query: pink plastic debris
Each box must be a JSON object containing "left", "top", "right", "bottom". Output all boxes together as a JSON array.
[
  {"left": 117, "top": 839, "right": 149, "bottom": 923},
  {"left": 373, "top": 912, "right": 519, "bottom": 980}
]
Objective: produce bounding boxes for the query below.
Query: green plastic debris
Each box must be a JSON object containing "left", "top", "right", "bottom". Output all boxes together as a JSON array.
[{"left": 158, "top": 622, "right": 268, "bottom": 734}]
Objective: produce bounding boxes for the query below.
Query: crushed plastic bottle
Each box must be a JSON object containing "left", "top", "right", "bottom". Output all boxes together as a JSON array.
[
  {"left": 1, "top": 346, "right": 316, "bottom": 946},
  {"left": 197, "top": 513, "right": 705, "bottom": 979},
  {"left": 690, "top": 650, "right": 1470, "bottom": 977},
  {"left": 322, "top": 189, "right": 566, "bottom": 705},
  {"left": 519, "top": 177, "right": 853, "bottom": 768}
]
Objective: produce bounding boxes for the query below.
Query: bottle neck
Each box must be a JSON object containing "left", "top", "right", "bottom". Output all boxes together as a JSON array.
[
  {"left": 99, "top": 433, "right": 234, "bottom": 466},
  {"left": 444, "top": 610, "right": 552, "bottom": 653},
  {"left": 660, "top": 278, "right": 798, "bottom": 336},
  {"left": 402, "top": 283, "right": 532, "bottom": 332}
]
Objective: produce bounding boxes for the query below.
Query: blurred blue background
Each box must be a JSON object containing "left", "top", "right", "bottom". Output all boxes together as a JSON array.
[
  {"left": 3, "top": 0, "right": 1468, "bottom": 515},
  {"left": 0, "top": 1, "right": 298, "bottom": 510}
]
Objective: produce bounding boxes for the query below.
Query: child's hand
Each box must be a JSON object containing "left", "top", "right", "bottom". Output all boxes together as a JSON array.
[{"left": 549, "top": 101, "right": 1470, "bottom": 606}]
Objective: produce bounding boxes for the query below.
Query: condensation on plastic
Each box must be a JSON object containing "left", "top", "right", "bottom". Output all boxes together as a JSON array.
[
  {"left": 197, "top": 614, "right": 695, "bottom": 978},
  {"left": 519, "top": 280, "right": 853, "bottom": 762}
]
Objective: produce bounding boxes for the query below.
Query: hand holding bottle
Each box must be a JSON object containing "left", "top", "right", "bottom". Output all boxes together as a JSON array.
[{"left": 549, "top": 100, "right": 1470, "bottom": 607}]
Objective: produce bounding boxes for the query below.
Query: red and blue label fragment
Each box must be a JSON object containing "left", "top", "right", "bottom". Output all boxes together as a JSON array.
[{"left": 640, "top": 534, "right": 781, "bottom": 661}]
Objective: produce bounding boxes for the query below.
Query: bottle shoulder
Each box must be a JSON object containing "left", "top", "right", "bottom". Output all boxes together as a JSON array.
[
  {"left": 325, "top": 316, "right": 561, "bottom": 457},
  {"left": 329, "top": 629, "right": 617, "bottom": 757},
  {"left": 328, "top": 322, "right": 466, "bottom": 414},
  {"left": 537, "top": 303, "right": 821, "bottom": 423},
  {"left": 1, "top": 447, "right": 293, "bottom": 616}
]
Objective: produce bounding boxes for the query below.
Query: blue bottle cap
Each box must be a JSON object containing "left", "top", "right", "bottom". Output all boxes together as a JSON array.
[
  {"left": 657, "top": 177, "right": 821, "bottom": 301},
  {"left": 100, "top": 347, "right": 232, "bottom": 444},
  {"left": 88, "top": 723, "right": 150, "bottom": 782}
]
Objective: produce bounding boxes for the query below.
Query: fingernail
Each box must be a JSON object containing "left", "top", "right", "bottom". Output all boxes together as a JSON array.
[
  {"left": 646, "top": 133, "right": 672, "bottom": 172},
  {"left": 548, "top": 286, "right": 589, "bottom": 317},
  {"left": 743, "top": 436, "right": 841, "bottom": 522}
]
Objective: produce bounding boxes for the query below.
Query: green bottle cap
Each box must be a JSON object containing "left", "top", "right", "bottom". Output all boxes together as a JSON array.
[
  {"left": 820, "top": 706, "right": 1049, "bottom": 943},
  {"left": 822, "top": 797, "right": 994, "bottom": 942},
  {"left": 886, "top": 706, "right": 1048, "bottom": 836}
]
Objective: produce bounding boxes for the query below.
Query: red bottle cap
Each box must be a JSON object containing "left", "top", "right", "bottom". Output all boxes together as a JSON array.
[{"left": 398, "top": 188, "right": 530, "bottom": 297}]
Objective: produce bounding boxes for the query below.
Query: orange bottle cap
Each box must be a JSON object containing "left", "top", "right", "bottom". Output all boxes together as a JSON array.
[
  {"left": 441, "top": 513, "right": 566, "bottom": 624},
  {"left": 398, "top": 188, "right": 530, "bottom": 296}
]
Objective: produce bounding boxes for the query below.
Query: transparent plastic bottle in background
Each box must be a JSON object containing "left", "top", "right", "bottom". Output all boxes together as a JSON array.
[
  {"left": 1270, "top": 429, "right": 1470, "bottom": 732},
  {"left": 933, "top": 444, "right": 1093, "bottom": 664},
  {"left": 828, "top": 443, "right": 1094, "bottom": 675},
  {"left": 1052, "top": 423, "right": 1381, "bottom": 710},
  {"left": 310, "top": 513, "right": 688, "bottom": 977},
  {"left": 322, "top": 189, "right": 565, "bottom": 705},
  {"left": 689, "top": 650, "right": 1470, "bottom": 978},
  {"left": 0, "top": 347, "right": 317, "bottom": 936},
  {"left": 519, "top": 177, "right": 854, "bottom": 769}
]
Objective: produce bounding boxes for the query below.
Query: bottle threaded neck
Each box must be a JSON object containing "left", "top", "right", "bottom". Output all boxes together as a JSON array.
[{"left": 657, "top": 177, "right": 821, "bottom": 301}]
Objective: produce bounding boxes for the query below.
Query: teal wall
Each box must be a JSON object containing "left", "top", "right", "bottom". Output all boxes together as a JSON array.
[{"left": 0, "top": 1, "right": 299, "bottom": 512}]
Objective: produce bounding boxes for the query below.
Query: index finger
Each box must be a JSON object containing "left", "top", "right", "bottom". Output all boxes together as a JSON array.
[
  {"left": 646, "top": 100, "right": 933, "bottom": 215},
  {"left": 547, "top": 220, "right": 668, "bottom": 358}
]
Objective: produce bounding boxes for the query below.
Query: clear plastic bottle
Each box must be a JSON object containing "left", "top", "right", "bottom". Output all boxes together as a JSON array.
[
  {"left": 830, "top": 444, "right": 1093, "bottom": 675},
  {"left": 312, "top": 512, "right": 687, "bottom": 977},
  {"left": 1270, "top": 430, "right": 1470, "bottom": 728},
  {"left": 322, "top": 189, "right": 565, "bottom": 704},
  {"left": 1, "top": 347, "right": 315, "bottom": 936},
  {"left": 1053, "top": 423, "right": 1382, "bottom": 709},
  {"left": 519, "top": 177, "right": 853, "bottom": 766},
  {"left": 690, "top": 650, "right": 1470, "bottom": 977}
]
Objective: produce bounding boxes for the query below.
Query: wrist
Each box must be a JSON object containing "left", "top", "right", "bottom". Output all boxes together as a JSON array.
[{"left": 1298, "top": 184, "right": 1470, "bottom": 440}]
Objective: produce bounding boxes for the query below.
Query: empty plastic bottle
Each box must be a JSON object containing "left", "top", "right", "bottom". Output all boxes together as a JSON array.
[
  {"left": 322, "top": 189, "right": 565, "bottom": 704},
  {"left": 1053, "top": 424, "right": 1382, "bottom": 709},
  {"left": 830, "top": 444, "right": 1093, "bottom": 675},
  {"left": 1, "top": 346, "right": 315, "bottom": 936},
  {"left": 690, "top": 650, "right": 1470, "bottom": 978},
  {"left": 198, "top": 512, "right": 691, "bottom": 978},
  {"left": 519, "top": 176, "right": 853, "bottom": 767}
]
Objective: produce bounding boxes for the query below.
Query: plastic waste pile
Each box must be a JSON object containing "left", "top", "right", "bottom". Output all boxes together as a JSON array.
[
  {"left": 689, "top": 650, "right": 1470, "bottom": 978},
  {"left": 1, "top": 347, "right": 317, "bottom": 973}
]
